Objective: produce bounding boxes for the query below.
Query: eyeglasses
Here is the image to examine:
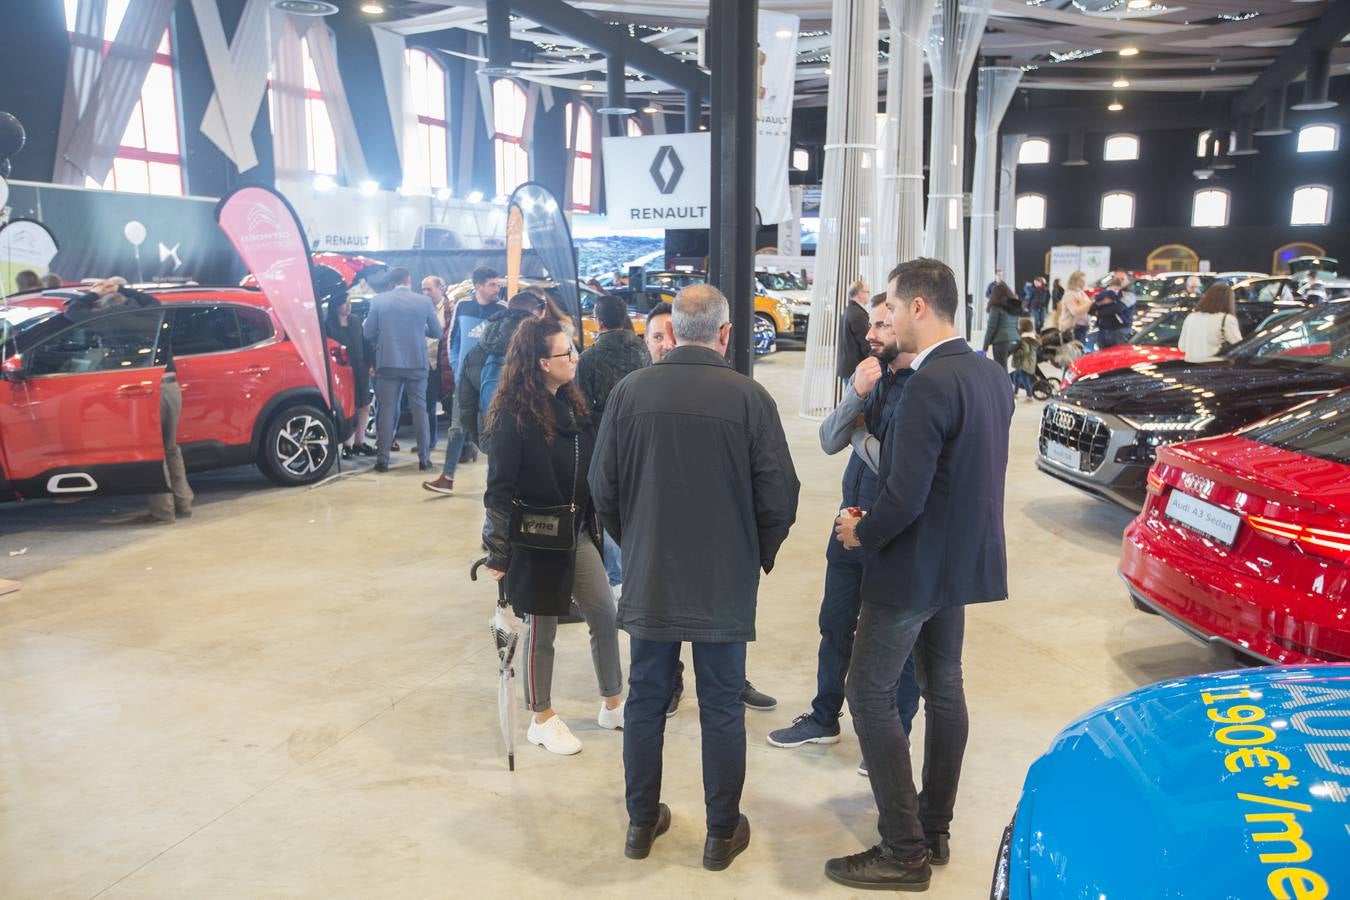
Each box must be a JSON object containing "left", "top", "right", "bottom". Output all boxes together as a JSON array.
[{"left": 545, "top": 347, "right": 578, "bottom": 360}]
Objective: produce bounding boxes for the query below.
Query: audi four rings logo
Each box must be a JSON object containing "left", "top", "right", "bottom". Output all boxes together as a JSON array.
[
  {"left": 1181, "top": 472, "right": 1215, "bottom": 496},
  {"left": 1053, "top": 409, "right": 1076, "bottom": 430},
  {"left": 649, "top": 145, "right": 685, "bottom": 194}
]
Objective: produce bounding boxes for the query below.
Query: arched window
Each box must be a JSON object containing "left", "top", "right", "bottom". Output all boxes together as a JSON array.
[
  {"left": 1272, "top": 242, "right": 1326, "bottom": 274},
  {"left": 626, "top": 119, "right": 645, "bottom": 138},
  {"left": 66, "top": 0, "right": 184, "bottom": 195},
  {"left": 1296, "top": 124, "right": 1338, "bottom": 153},
  {"left": 405, "top": 48, "right": 448, "bottom": 191},
  {"left": 1192, "top": 188, "right": 1230, "bottom": 227},
  {"left": 1291, "top": 185, "right": 1331, "bottom": 226},
  {"left": 791, "top": 148, "right": 811, "bottom": 171},
  {"left": 1018, "top": 137, "right": 1050, "bottom": 165},
  {"left": 564, "top": 102, "right": 594, "bottom": 213},
  {"left": 493, "top": 79, "right": 529, "bottom": 197},
  {"left": 1015, "top": 194, "right": 1046, "bottom": 230},
  {"left": 1196, "top": 129, "right": 1213, "bottom": 158},
  {"left": 1099, "top": 192, "right": 1135, "bottom": 229},
  {"left": 1103, "top": 133, "right": 1139, "bottom": 161}
]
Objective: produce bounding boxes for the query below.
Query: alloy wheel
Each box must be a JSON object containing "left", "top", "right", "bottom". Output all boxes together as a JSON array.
[{"left": 275, "top": 414, "right": 331, "bottom": 477}]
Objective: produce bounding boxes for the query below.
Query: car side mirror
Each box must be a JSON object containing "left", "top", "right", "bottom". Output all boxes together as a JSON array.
[{"left": 2, "top": 354, "right": 24, "bottom": 380}]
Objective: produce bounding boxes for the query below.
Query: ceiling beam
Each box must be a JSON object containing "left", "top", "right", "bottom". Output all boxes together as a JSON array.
[
  {"left": 1232, "top": 0, "right": 1350, "bottom": 116},
  {"left": 1003, "top": 98, "right": 1232, "bottom": 133}
]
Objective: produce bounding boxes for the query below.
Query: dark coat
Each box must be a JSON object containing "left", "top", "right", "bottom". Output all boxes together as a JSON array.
[
  {"left": 576, "top": 329, "right": 651, "bottom": 421},
  {"left": 982, "top": 303, "right": 1021, "bottom": 349},
  {"left": 482, "top": 391, "right": 601, "bottom": 618},
  {"left": 589, "top": 345, "right": 800, "bottom": 642},
  {"left": 854, "top": 340, "right": 1014, "bottom": 613},
  {"left": 836, "top": 300, "right": 871, "bottom": 379},
  {"left": 458, "top": 308, "right": 532, "bottom": 445}
]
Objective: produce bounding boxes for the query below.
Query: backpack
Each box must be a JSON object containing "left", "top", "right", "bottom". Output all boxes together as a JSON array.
[{"left": 478, "top": 351, "right": 507, "bottom": 421}]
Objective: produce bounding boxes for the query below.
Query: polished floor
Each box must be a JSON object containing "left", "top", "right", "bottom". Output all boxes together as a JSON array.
[{"left": 0, "top": 351, "right": 1216, "bottom": 898}]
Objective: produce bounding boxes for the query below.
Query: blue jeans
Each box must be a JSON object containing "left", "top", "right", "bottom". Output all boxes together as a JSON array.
[
  {"left": 625, "top": 637, "right": 746, "bottom": 838},
  {"left": 1098, "top": 327, "right": 1132, "bottom": 348},
  {"left": 813, "top": 535, "right": 919, "bottom": 734},
  {"left": 1031, "top": 306, "right": 1046, "bottom": 332},
  {"left": 846, "top": 603, "right": 969, "bottom": 861},
  {"left": 438, "top": 390, "right": 468, "bottom": 477},
  {"left": 1072, "top": 325, "right": 1088, "bottom": 345},
  {"left": 1011, "top": 370, "right": 1035, "bottom": 399},
  {"left": 602, "top": 530, "right": 623, "bottom": 587}
]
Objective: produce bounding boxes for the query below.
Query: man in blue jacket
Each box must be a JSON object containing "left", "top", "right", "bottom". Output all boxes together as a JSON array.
[
  {"left": 828, "top": 258, "right": 1013, "bottom": 891},
  {"left": 363, "top": 268, "right": 442, "bottom": 472},
  {"left": 768, "top": 292, "right": 919, "bottom": 768}
]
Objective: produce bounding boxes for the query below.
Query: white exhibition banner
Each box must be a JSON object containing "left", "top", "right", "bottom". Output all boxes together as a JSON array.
[
  {"left": 601, "top": 132, "right": 712, "bottom": 231},
  {"left": 756, "top": 11, "right": 799, "bottom": 226},
  {"left": 0, "top": 219, "right": 60, "bottom": 294},
  {"left": 1048, "top": 245, "right": 1111, "bottom": 287},
  {"left": 1080, "top": 246, "right": 1112, "bottom": 283}
]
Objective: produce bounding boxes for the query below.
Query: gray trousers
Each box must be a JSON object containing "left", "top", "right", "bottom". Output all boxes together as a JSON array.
[
  {"left": 521, "top": 539, "right": 623, "bottom": 712},
  {"left": 374, "top": 367, "right": 430, "bottom": 465},
  {"left": 149, "top": 378, "right": 192, "bottom": 521}
]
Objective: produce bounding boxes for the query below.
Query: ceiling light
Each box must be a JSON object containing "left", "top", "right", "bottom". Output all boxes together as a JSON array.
[
  {"left": 435, "top": 188, "right": 452, "bottom": 201},
  {"left": 824, "top": 67, "right": 832, "bottom": 76},
  {"left": 467, "top": 191, "right": 484, "bottom": 204},
  {"left": 1119, "top": 46, "right": 1139, "bottom": 57},
  {"left": 642, "top": 105, "right": 660, "bottom": 114},
  {"left": 1113, "top": 78, "right": 1130, "bottom": 88},
  {"left": 1126, "top": 0, "right": 1151, "bottom": 8},
  {"left": 578, "top": 82, "right": 595, "bottom": 91},
  {"left": 776, "top": 29, "right": 793, "bottom": 38},
  {"left": 359, "top": 180, "right": 380, "bottom": 195},
  {"left": 312, "top": 174, "right": 335, "bottom": 192},
  {"left": 1108, "top": 100, "right": 1124, "bottom": 111},
  {"left": 360, "top": 2, "right": 384, "bottom": 14}
]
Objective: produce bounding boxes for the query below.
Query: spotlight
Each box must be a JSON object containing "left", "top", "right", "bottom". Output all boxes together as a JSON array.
[
  {"left": 1108, "top": 101, "right": 1124, "bottom": 111},
  {"left": 360, "top": 3, "right": 384, "bottom": 14},
  {"left": 435, "top": 187, "right": 452, "bottom": 201},
  {"left": 467, "top": 191, "right": 484, "bottom": 203},
  {"left": 578, "top": 82, "right": 595, "bottom": 91},
  {"left": 823, "top": 67, "right": 832, "bottom": 76},
  {"left": 775, "top": 29, "right": 793, "bottom": 38},
  {"left": 1119, "top": 47, "right": 1139, "bottom": 57},
  {"left": 359, "top": 180, "right": 379, "bottom": 195},
  {"left": 492, "top": 195, "right": 508, "bottom": 206},
  {"left": 1113, "top": 78, "right": 1130, "bottom": 88},
  {"left": 1126, "top": 0, "right": 1150, "bottom": 8},
  {"left": 642, "top": 105, "right": 660, "bottom": 114},
  {"left": 312, "top": 174, "right": 336, "bottom": 192}
]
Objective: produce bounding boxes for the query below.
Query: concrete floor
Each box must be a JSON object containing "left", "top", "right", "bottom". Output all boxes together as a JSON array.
[{"left": 0, "top": 351, "right": 1216, "bottom": 899}]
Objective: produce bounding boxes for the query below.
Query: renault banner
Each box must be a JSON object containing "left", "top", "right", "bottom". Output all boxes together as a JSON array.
[
  {"left": 756, "top": 11, "right": 799, "bottom": 226},
  {"left": 601, "top": 132, "right": 711, "bottom": 231},
  {"left": 215, "top": 185, "right": 332, "bottom": 404}
]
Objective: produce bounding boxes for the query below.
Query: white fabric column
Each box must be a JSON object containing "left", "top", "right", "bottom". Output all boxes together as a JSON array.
[
  {"left": 922, "top": 0, "right": 992, "bottom": 337},
  {"left": 195, "top": 0, "right": 272, "bottom": 173},
  {"left": 304, "top": 23, "right": 371, "bottom": 184},
  {"left": 372, "top": 26, "right": 430, "bottom": 191},
  {"left": 270, "top": 15, "right": 309, "bottom": 181},
  {"left": 57, "top": 0, "right": 106, "bottom": 174},
  {"left": 967, "top": 66, "right": 1021, "bottom": 332},
  {"left": 53, "top": 0, "right": 176, "bottom": 186},
  {"left": 876, "top": 0, "right": 935, "bottom": 288},
  {"left": 799, "top": 0, "right": 878, "bottom": 419},
  {"left": 996, "top": 132, "right": 1024, "bottom": 295}
]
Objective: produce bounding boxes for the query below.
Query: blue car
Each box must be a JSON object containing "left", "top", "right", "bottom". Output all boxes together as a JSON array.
[{"left": 993, "top": 666, "right": 1350, "bottom": 899}]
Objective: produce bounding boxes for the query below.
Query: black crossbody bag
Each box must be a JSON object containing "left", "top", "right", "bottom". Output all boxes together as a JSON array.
[{"left": 509, "top": 433, "right": 579, "bottom": 552}]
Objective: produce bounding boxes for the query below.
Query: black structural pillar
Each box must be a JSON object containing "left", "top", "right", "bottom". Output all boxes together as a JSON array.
[{"left": 707, "top": 0, "right": 758, "bottom": 375}]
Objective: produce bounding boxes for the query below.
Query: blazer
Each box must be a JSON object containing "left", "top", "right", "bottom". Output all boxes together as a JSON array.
[
  {"left": 362, "top": 286, "right": 440, "bottom": 371},
  {"left": 854, "top": 340, "right": 1015, "bottom": 613}
]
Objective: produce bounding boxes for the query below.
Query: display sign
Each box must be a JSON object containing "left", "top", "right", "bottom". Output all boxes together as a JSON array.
[
  {"left": 756, "top": 11, "right": 798, "bottom": 226},
  {"left": 601, "top": 132, "right": 712, "bottom": 231},
  {"left": 0, "top": 218, "right": 59, "bottom": 294},
  {"left": 1049, "top": 245, "right": 1112, "bottom": 287},
  {"left": 1080, "top": 246, "right": 1112, "bottom": 283}
]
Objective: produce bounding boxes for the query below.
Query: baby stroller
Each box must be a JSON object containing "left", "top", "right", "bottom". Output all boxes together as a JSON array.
[{"left": 1031, "top": 329, "right": 1084, "bottom": 400}]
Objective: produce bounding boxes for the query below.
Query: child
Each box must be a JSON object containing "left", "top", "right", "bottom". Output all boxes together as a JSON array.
[{"left": 1010, "top": 317, "right": 1039, "bottom": 403}]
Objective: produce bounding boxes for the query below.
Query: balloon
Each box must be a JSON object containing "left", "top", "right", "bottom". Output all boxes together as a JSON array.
[
  {"left": 0, "top": 112, "right": 23, "bottom": 159},
  {"left": 123, "top": 220, "right": 147, "bottom": 247}
]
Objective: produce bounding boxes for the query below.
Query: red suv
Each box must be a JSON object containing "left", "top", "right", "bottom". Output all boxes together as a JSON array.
[
  {"left": 0, "top": 286, "right": 356, "bottom": 502},
  {"left": 1119, "top": 389, "right": 1350, "bottom": 665}
]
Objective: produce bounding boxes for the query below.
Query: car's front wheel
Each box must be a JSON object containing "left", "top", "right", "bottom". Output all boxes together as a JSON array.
[{"left": 258, "top": 403, "right": 337, "bottom": 486}]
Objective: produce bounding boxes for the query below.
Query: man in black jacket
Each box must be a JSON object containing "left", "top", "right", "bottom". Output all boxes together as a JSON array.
[
  {"left": 836, "top": 279, "right": 871, "bottom": 379},
  {"left": 590, "top": 284, "right": 799, "bottom": 871},
  {"left": 827, "top": 258, "right": 1013, "bottom": 891}
]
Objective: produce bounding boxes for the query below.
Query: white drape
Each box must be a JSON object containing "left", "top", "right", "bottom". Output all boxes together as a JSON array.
[
  {"left": 53, "top": 0, "right": 176, "bottom": 186},
  {"left": 996, "top": 132, "right": 1024, "bottom": 297},
  {"left": 305, "top": 24, "right": 371, "bottom": 185},
  {"left": 876, "top": 0, "right": 935, "bottom": 289},
  {"left": 270, "top": 15, "right": 310, "bottom": 181},
  {"left": 922, "top": 0, "right": 992, "bottom": 337},
  {"left": 195, "top": 0, "right": 272, "bottom": 173},
  {"left": 799, "top": 0, "right": 878, "bottom": 419},
  {"left": 57, "top": 0, "right": 106, "bottom": 173},
  {"left": 967, "top": 66, "right": 1021, "bottom": 331}
]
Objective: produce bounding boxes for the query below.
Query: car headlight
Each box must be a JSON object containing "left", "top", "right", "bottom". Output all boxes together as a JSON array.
[
  {"left": 1119, "top": 414, "right": 1215, "bottom": 432},
  {"left": 775, "top": 302, "right": 791, "bottom": 321}
]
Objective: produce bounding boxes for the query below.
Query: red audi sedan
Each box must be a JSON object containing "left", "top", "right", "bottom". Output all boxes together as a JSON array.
[
  {"left": 1119, "top": 389, "right": 1350, "bottom": 665},
  {"left": 1, "top": 286, "right": 356, "bottom": 502}
]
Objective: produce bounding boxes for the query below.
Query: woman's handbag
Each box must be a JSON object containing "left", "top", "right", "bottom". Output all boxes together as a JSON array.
[
  {"left": 509, "top": 434, "right": 579, "bottom": 552},
  {"left": 1217, "top": 314, "right": 1237, "bottom": 355}
]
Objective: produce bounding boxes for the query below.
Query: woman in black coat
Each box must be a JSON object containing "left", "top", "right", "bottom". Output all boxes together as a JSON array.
[
  {"left": 482, "top": 317, "right": 624, "bottom": 756},
  {"left": 324, "top": 289, "right": 374, "bottom": 458}
]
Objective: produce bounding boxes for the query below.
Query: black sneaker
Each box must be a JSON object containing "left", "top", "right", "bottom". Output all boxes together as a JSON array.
[
  {"left": 703, "top": 814, "right": 750, "bottom": 871},
  {"left": 741, "top": 681, "right": 777, "bottom": 711},
  {"left": 624, "top": 803, "right": 671, "bottom": 860},
  {"left": 824, "top": 845, "right": 931, "bottom": 891},
  {"left": 666, "top": 661, "right": 685, "bottom": 717},
  {"left": 926, "top": 832, "right": 950, "bottom": 866}
]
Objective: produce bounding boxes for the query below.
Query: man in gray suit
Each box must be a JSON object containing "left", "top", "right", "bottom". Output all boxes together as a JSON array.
[{"left": 362, "top": 267, "right": 442, "bottom": 472}]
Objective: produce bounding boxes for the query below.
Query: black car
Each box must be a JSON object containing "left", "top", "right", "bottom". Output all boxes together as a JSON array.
[{"left": 1038, "top": 299, "right": 1350, "bottom": 509}]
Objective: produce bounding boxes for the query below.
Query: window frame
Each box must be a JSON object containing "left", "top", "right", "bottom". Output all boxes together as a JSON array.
[
  {"left": 1099, "top": 191, "right": 1136, "bottom": 230},
  {"left": 564, "top": 100, "right": 595, "bottom": 213},
  {"left": 405, "top": 48, "right": 449, "bottom": 191},
  {"left": 492, "top": 79, "right": 530, "bottom": 198},
  {"left": 25, "top": 307, "right": 167, "bottom": 378},
  {"left": 1017, "top": 137, "right": 1051, "bottom": 166},
  {"left": 1196, "top": 129, "right": 1213, "bottom": 158},
  {"left": 1014, "top": 193, "right": 1047, "bottom": 230},
  {"left": 1290, "top": 184, "right": 1332, "bottom": 227},
  {"left": 1296, "top": 124, "right": 1339, "bottom": 153},
  {"left": 1192, "top": 188, "right": 1231, "bottom": 228},
  {"left": 1102, "top": 133, "right": 1139, "bottom": 162}
]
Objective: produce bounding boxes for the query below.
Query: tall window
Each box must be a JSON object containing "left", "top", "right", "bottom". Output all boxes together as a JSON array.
[
  {"left": 1196, "top": 129, "right": 1213, "bottom": 158},
  {"left": 564, "top": 101, "right": 594, "bottom": 212},
  {"left": 65, "top": 0, "right": 184, "bottom": 195},
  {"left": 1103, "top": 133, "right": 1139, "bottom": 161},
  {"left": 1192, "top": 189, "right": 1230, "bottom": 227},
  {"left": 299, "top": 38, "right": 337, "bottom": 177},
  {"left": 1291, "top": 185, "right": 1331, "bottom": 226},
  {"left": 1296, "top": 124, "right": 1338, "bottom": 153},
  {"left": 1015, "top": 194, "right": 1046, "bottom": 230},
  {"left": 1100, "top": 192, "right": 1135, "bottom": 229},
  {"left": 493, "top": 79, "right": 529, "bottom": 197},
  {"left": 405, "top": 48, "right": 448, "bottom": 190},
  {"left": 1018, "top": 138, "right": 1050, "bottom": 165}
]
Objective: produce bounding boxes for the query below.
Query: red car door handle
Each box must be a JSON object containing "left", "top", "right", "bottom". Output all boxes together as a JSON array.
[{"left": 116, "top": 383, "right": 154, "bottom": 398}]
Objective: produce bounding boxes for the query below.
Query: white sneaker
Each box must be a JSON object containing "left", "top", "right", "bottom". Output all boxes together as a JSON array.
[
  {"left": 611, "top": 583, "right": 622, "bottom": 601},
  {"left": 527, "top": 714, "right": 582, "bottom": 755},
  {"left": 598, "top": 700, "right": 625, "bottom": 730}
]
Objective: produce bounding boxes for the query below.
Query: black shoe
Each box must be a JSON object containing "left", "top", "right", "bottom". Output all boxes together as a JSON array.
[
  {"left": 341, "top": 446, "right": 354, "bottom": 460},
  {"left": 391, "top": 440, "right": 401, "bottom": 452},
  {"left": 419, "top": 459, "right": 433, "bottom": 471},
  {"left": 354, "top": 443, "right": 376, "bottom": 457},
  {"left": 374, "top": 461, "right": 389, "bottom": 473},
  {"left": 741, "top": 681, "right": 777, "bottom": 711},
  {"left": 703, "top": 814, "right": 750, "bottom": 871},
  {"left": 824, "top": 846, "right": 931, "bottom": 891},
  {"left": 624, "top": 803, "right": 671, "bottom": 860},
  {"left": 926, "top": 833, "right": 950, "bottom": 866},
  {"left": 666, "top": 661, "right": 685, "bottom": 718}
]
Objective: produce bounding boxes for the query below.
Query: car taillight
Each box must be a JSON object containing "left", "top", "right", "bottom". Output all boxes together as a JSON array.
[
  {"left": 1146, "top": 469, "right": 1165, "bottom": 497},
  {"left": 1246, "top": 515, "right": 1350, "bottom": 564}
]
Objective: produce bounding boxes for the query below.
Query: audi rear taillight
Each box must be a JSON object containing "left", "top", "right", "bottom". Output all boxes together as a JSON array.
[
  {"left": 1246, "top": 515, "right": 1350, "bottom": 564},
  {"left": 1146, "top": 469, "right": 1165, "bottom": 497}
]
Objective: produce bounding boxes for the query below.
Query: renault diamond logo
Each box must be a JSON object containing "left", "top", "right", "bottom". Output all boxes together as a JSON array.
[{"left": 649, "top": 145, "right": 684, "bottom": 195}]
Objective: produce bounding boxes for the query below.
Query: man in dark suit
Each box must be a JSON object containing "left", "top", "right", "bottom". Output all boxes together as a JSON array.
[
  {"left": 826, "top": 258, "right": 1014, "bottom": 891},
  {"left": 835, "top": 279, "right": 872, "bottom": 379}
]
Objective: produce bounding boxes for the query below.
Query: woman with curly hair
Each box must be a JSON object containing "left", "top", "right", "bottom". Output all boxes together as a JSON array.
[{"left": 481, "top": 316, "right": 623, "bottom": 756}]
